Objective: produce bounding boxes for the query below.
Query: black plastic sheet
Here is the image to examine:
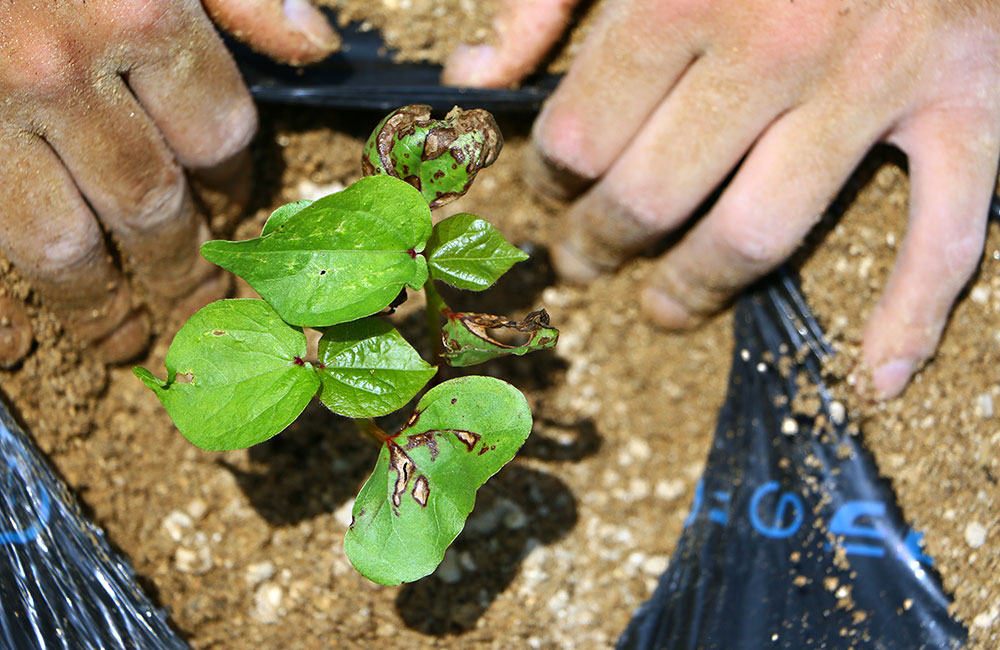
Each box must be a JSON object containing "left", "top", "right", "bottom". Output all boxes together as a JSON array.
[
  {"left": 0, "top": 399, "right": 187, "bottom": 649},
  {"left": 229, "top": 19, "right": 560, "bottom": 112},
  {"left": 616, "top": 271, "right": 965, "bottom": 649}
]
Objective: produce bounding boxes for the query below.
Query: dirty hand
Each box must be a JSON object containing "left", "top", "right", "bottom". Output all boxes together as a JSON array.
[
  {"left": 0, "top": 0, "right": 337, "bottom": 366},
  {"left": 443, "top": 1, "right": 1000, "bottom": 399}
]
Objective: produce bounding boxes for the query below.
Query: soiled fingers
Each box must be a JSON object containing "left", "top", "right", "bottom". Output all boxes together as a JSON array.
[
  {"left": 0, "top": 0, "right": 256, "bottom": 362},
  {"left": 0, "top": 131, "right": 149, "bottom": 362},
  {"left": 862, "top": 106, "right": 1000, "bottom": 398},
  {"left": 203, "top": 0, "right": 339, "bottom": 65},
  {"left": 442, "top": 0, "right": 581, "bottom": 88}
]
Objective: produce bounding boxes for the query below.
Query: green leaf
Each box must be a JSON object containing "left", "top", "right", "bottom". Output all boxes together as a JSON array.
[
  {"left": 442, "top": 309, "right": 559, "bottom": 367},
  {"left": 133, "top": 299, "right": 320, "bottom": 451},
  {"left": 344, "top": 376, "right": 531, "bottom": 585},
  {"left": 425, "top": 213, "right": 528, "bottom": 291},
  {"left": 201, "top": 176, "right": 432, "bottom": 327},
  {"left": 316, "top": 317, "right": 436, "bottom": 418},
  {"left": 261, "top": 199, "right": 313, "bottom": 236}
]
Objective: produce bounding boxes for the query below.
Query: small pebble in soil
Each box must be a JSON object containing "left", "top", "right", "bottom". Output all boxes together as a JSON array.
[
  {"left": 459, "top": 550, "right": 477, "bottom": 572},
  {"left": 965, "top": 522, "right": 988, "bottom": 549},
  {"left": 655, "top": 479, "right": 686, "bottom": 501},
  {"left": 175, "top": 533, "right": 213, "bottom": 575},
  {"left": 502, "top": 500, "right": 528, "bottom": 529},
  {"left": 624, "top": 437, "right": 652, "bottom": 462},
  {"left": 975, "top": 392, "right": 994, "bottom": 419},
  {"left": 541, "top": 286, "right": 572, "bottom": 308},
  {"left": 186, "top": 498, "right": 208, "bottom": 520},
  {"left": 829, "top": 401, "right": 846, "bottom": 425},
  {"left": 252, "top": 582, "right": 284, "bottom": 624},
  {"left": 162, "top": 510, "right": 193, "bottom": 542},
  {"left": 294, "top": 179, "right": 345, "bottom": 202},
  {"left": 333, "top": 498, "right": 355, "bottom": 528},
  {"left": 245, "top": 561, "right": 277, "bottom": 587},
  {"left": 973, "top": 607, "right": 999, "bottom": 628},
  {"left": 466, "top": 497, "right": 525, "bottom": 535},
  {"left": 641, "top": 555, "right": 669, "bottom": 576},
  {"left": 970, "top": 286, "right": 990, "bottom": 305},
  {"left": 435, "top": 548, "right": 463, "bottom": 584}
]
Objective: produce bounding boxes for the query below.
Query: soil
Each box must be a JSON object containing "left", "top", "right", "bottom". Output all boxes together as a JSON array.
[
  {"left": 1, "top": 5, "right": 999, "bottom": 650},
  {"left": 319, "top": 0, "right": 606, "bottom": 74},
  {"left": 320, "top": 0, "right": 501, "bottom": 65}
]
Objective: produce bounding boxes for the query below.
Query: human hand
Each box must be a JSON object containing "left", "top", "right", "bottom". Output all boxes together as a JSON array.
[
  {"left": 443, "top": 0, "right": 1000, "bottom": 399},
  {"left": 0, "top": 0, "right": 337, "bottom": 364}
]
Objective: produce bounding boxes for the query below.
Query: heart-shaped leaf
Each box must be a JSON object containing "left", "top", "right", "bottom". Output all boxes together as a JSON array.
[
  {"left": 133, "top": 299, "right": 320, "bottom": 451},
  {"left": 316, "top": 317, "right": 437, "bottom": 418},
  {"left": 425, "top": 213, "right": 528, "bottom": 291},
  {"left": 344, "top": 376, "right": 531, "bottom": 585},
  {"left": 201, "top": 176, "right": 432, "bottom": 327},
  {"left": 441, "top": 309, "right": 559, "bottom": 367}
]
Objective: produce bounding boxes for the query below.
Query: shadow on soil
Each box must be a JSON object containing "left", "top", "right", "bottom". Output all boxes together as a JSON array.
[
  {"left": 396, "top": 417, "right": 599, "bottom": 636},
  {"left": 218, "top": 296, "right": 598, "bottom": 636},
  {"left": 221, "top": 409, "right": 599, "bottom": 636}
]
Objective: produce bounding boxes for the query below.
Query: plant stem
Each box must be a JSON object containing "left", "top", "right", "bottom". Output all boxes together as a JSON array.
[
  {"left": 424, "top": 280, "right": 448, "bottom": 362},
  {"left": 355, "top": 418, "right": 391, "bottom": 444}
]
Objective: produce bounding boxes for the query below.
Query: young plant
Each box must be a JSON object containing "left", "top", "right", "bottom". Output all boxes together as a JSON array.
[{"left": 134, "top": 105, "right": 558, "bottom": 585}]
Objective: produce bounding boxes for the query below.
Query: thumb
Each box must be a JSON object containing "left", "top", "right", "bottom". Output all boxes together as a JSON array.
[
  {"left": 442, "top": 0, "right": 581, "bottom": 88},
  {"left": 203, "top": 0, "right": 340, "bottom": 65}
]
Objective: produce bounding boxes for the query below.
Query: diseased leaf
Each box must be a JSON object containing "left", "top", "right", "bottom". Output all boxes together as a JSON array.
[
  {"left": 442, "top": 309, "right": 559, "bottom": 367},
  {"left": 133, "top": 300, "right": 320, "bottom": 451},
  {"left": 201, "top": 176, "right": 431, "bottom": 327},
  {"left": 344, "top": 376, "right": 531, "bottom": 585},
  {"left": 316, "top": 317, "right": 437, "bottom": 418},
  {"left": 362, "top": 105, "right": 502, "bottom": 209},
  {"left": 425, "top": 213, "right": 528, "bottom": 290},
  {"left": 261, "top": 199, "right": 313, "bottom": 236}
]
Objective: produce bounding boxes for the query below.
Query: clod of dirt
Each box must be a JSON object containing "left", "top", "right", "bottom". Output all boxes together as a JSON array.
[{"left": 0, "top": 296, "right": 32, "bottom": 368}]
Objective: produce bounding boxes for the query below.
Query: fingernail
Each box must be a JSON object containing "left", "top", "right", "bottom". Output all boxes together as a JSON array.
[
  {"left": 522, "top": 144, "right": 591, "bottom": 202},
  {"left": 640, "top": 287, "right": 699, "bottom": 330},
  {"left": 92, "top": 310, "right": 151, "bottom": 364},
  {"left": 551, "top": 241, "right": 602, "bottom": 285},
  {"left": 170, "top": 270, "right": 232, "bottom": 325},
  {"left": 442, "top": 44, "right": 498, "bottom": 87},
  {"left": 871, "top": 358, "right": 917, "bottom": 399},
  {"left": 283, "top": 0, "right": 339, "bottom": 51}
]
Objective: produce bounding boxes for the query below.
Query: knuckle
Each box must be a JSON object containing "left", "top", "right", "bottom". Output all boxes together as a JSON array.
[
  {"left": 116, "top": 168, "right": 189, "bottom": 234},
  {"left": 648, "top": 261, "right": 723, "bottom": 317},
  {"left": 609, "top": 182, "right": 673, "bottom": 234},
  {"left": 0, "top": 40, "right": 78, "bottom": 98},
  {"left": 944, "top": 230, "right": 986, "bottom": 280},
  {"left": 112, "top": 0, "right": 179, "bottom": 37},
  {"left": 36, "top": 222, "right": 105, "bottom": 277},
  {"left": 711, "top": 206, "right": 788, "bottom": 270}
]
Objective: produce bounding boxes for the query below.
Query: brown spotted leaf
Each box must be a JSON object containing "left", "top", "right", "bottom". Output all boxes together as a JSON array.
[
  {"left": 441, "top": 309, "right": 559, "bottom": 367},
  {"left": 361, "top": 104, "right": 502, "bottom": 209},
  {"left": 344, "top": 376, "right": 531, "bottom": 585}
]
